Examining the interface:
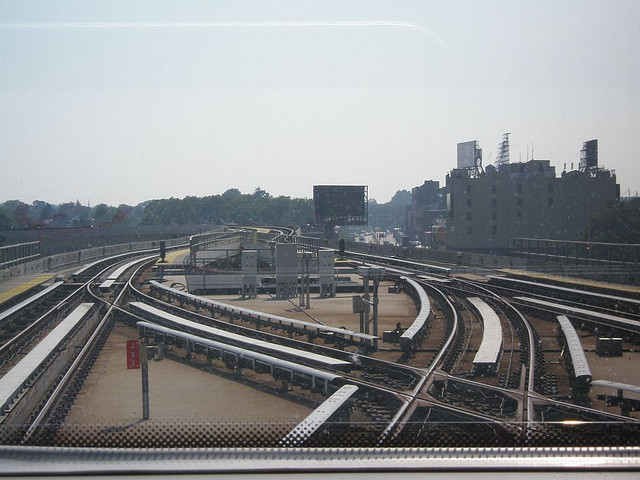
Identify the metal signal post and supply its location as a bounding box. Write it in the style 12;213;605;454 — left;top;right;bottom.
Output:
140;340;150;420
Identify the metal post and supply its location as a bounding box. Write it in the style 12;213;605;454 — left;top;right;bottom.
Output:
299;277;304;307
305;253;311;309
372;277;380;340
270;242;275;285
141;341;150;420
363;273;370;334
544;240;548;263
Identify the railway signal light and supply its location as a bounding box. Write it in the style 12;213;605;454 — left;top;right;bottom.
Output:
159;241;166;262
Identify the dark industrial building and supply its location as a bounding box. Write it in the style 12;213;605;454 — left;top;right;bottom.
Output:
405;139;620;253
405;181;446;245
445;157;619;253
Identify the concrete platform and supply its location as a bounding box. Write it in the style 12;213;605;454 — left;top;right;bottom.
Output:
156;247;190;266
0;273;57;305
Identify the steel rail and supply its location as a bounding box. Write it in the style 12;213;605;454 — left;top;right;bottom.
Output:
21;254;159;443
378;281;459;444
459;279;536;425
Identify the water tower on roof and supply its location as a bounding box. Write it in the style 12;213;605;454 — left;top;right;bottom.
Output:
495;132;511;167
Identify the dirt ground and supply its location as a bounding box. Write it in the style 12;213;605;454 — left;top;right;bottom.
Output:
64;324;314;426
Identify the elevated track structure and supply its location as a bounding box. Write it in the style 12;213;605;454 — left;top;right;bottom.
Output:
0;226;638;449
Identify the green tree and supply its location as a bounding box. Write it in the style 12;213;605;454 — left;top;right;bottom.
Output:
12;202;32;228
139;190;313;226
222;188;242;198
111;204;133;225
367;190;411;230
589;198;640;244
93;203;112;225
252;187;270;199
390;189;411;204
31;200;55;225
0;210;11;230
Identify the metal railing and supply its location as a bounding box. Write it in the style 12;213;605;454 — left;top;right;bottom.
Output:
0;241;40;270
512;237;640;266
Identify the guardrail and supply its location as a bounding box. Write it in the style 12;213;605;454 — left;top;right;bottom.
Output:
512;237;640;266
0;242;40;271
0;235;197;283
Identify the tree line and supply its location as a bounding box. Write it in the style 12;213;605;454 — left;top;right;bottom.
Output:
140;188;314;226
0;199;144;230
588;197;640;244
0;187;411;231
2;189;636;243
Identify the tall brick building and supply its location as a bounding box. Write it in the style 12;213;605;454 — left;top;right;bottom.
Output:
445;159;619;253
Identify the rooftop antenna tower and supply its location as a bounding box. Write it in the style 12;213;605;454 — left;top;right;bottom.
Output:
495;132;511;166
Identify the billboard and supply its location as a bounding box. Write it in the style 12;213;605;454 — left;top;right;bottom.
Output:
580;139;598;171
313;185;368;225
457;141;481;169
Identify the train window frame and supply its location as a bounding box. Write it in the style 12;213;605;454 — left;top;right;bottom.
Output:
1;0;639;476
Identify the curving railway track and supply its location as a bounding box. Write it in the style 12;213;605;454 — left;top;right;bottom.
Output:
1;229;639;448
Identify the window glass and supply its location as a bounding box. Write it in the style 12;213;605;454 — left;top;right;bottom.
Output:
0;0;638;474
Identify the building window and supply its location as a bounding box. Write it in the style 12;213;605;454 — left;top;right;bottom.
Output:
466;226;472;235
517;198;522;207
491;225;497;234
466;185;471;195
516;184;522;194
491;184;497;194
548;197;554;207
492;212;497;221
467;212;472;221
517;211;522;219
467;198;472;207
548;183;554;193
491;198;497;208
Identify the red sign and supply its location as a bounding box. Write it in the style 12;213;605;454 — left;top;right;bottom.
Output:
127;340;140;369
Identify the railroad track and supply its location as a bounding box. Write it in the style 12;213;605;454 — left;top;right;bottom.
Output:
2;230;639;448
0;283;81;369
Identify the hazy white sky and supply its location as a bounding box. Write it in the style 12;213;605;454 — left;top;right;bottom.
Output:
1;0;638;205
